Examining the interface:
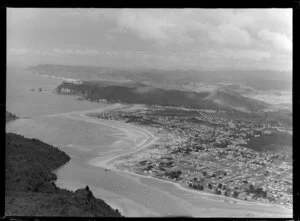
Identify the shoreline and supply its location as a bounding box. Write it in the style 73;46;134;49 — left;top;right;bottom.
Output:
116;165;292;212
10;70;292;217
49;104;291;217
78;109;292;215
81;114;160;170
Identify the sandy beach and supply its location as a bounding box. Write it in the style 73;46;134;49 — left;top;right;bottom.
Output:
54;104;292;217
13;103;291;217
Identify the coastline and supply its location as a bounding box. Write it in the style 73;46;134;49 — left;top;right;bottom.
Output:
73;107;292;216
39;103;291;217
7;103;292;217
9;69;292;217
82;114;160;170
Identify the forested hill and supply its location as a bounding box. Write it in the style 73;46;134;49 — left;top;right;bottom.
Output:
55;81;270;113
5;133;122;217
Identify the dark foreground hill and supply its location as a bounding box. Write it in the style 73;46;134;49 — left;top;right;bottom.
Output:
5;133;122;217
56;81;270;112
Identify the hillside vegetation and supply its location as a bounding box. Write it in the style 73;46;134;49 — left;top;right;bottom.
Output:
56;81;270;112
5;133;122;217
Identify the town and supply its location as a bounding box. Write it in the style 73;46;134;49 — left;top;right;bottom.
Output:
88;104;292;208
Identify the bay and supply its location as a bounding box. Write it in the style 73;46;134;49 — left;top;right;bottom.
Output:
6;67;292;217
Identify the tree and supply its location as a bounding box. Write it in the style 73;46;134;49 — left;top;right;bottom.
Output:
222;185;226;190
262;191;267;198
199;185;204;191
233;191;239;198
218;183;223;189
257;187;263;194
203;171;207;176
214;189;221;195
208;183;212;189
224;191;228;196
249;184;254;193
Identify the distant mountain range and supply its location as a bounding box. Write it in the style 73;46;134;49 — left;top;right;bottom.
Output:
28;64;292;92
56;81;271;113
26;64;292;112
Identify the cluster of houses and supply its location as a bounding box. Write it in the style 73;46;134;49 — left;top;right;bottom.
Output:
93;105;292;208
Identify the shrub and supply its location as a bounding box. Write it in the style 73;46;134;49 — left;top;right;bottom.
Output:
233;191;239;198
208;183;212;189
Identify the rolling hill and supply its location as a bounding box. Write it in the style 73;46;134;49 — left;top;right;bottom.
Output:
203;89;270;112
28;64;292;91
55;81;271;112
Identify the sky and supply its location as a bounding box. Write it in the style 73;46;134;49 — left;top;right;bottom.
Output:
7;8;292;71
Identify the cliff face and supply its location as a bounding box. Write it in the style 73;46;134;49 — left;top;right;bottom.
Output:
5;133;122;217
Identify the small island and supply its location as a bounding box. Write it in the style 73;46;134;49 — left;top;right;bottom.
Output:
6;111;18;122
5;133;122;217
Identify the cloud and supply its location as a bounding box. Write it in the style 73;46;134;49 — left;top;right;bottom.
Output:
113;9;255;47
207;49;270;61
117;10;173;42
257;29;292;52
110;9;291;50
9;48;103;56
52;48;101;55
7;9;292;71
8;48;28;55
211;24;251;46
53;48;74;55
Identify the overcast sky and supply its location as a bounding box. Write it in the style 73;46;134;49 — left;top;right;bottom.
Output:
7;8;292;71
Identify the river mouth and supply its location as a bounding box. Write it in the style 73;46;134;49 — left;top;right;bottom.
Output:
5;69;292;217
6;108;293;217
